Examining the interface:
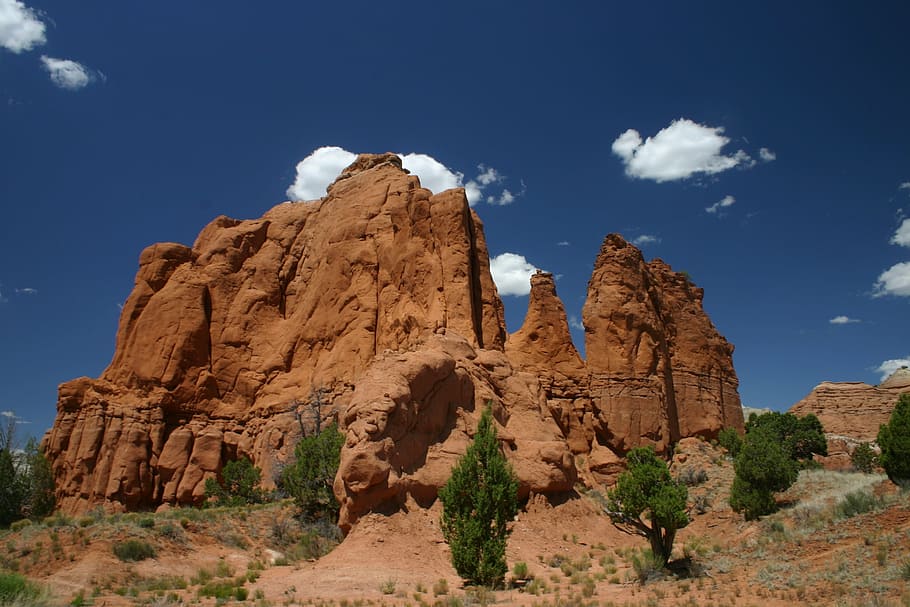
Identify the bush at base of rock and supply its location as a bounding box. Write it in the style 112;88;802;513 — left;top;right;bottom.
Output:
280;422;344;521
204;457;266;507
440;407;519;587
850;442;877;474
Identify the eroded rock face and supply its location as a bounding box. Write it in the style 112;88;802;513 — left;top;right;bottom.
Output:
45;154;742;527
45;153;505;513
789;368;910;464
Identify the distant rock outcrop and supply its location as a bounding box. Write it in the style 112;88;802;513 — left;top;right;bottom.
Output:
789;367;910;451
44;154;742;528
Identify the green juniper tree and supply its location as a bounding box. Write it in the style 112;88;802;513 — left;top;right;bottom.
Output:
605;446;689;565
439;406;519;587
0;416;55;526
729;428;797;519
850;442;876;474
281;421;345;521
878;393;910;486
730;412;825;519
204;457;265;506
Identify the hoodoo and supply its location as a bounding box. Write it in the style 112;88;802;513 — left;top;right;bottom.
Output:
44;154;743;528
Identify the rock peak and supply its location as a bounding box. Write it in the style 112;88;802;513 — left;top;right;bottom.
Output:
44;158;742;526
344;153;403;175
880;366;910;390
506;270;584;377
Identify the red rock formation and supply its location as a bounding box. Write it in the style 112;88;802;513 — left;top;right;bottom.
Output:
789;367;910;466
582;235;743;456
44;154;742;528
45;153;506;513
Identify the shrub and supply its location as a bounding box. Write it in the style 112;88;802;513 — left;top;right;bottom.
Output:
512;561;530;581
605;446;689;565
439;405;519;586
0;571;43;603
630;549;665;584
433;578;449;596
729;428;797;519
677;467;708;486
112;539;157;562
878;393;910;486
280;422;344;521
745;411;827;462
836;489;880;518
717;427;743;458
204;457;265;506
851;442;876;473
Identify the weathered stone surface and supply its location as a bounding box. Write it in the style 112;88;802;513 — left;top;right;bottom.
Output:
45;154;742;525
789;367;910;458
582;235;743;455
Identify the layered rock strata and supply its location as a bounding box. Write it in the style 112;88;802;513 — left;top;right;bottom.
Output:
789;367;910;466
45;153;743;528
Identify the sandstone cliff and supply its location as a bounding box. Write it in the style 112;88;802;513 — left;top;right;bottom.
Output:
789;367;910;466
45;153;742;528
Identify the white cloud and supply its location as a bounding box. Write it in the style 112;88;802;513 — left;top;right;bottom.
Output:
557;241;570;247
400;153;464;196
286;147;519;207
464;181;482;205
829;315;860;325
706;195;736;214
490;252;539;296
475;165;502;186
873;261;910;297
568;315;584;331
890;218;910;247
611;118;752;182
286;146;358;201
759;148;776;162
41;55;95;90
876;357;910;382
632;234;660;247
486;189;515;206
464;164;513;207
0;0;46;53
14;287;36;295
900;182;910;190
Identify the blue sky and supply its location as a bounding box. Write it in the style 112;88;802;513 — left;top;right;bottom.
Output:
2;1;909;438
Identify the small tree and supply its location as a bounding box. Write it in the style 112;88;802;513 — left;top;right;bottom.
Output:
281;422;344;521
717;427;743;458
204;457;265;506
21;438;55;519
729;429;798;519
878;393;910;486
605;446;689;565
850;442;876;474
439;406;519;587
745;411;827;462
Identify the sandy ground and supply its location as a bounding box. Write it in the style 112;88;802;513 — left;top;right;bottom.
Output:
4;438;909;607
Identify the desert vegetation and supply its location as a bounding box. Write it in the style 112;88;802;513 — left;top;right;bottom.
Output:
439;406;519;587
878;393;910;486
603;446;689;564
0;419;55;529
0;435;907;606
729;411;827;519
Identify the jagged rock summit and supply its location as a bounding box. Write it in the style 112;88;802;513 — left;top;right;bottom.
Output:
45;153;743;529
